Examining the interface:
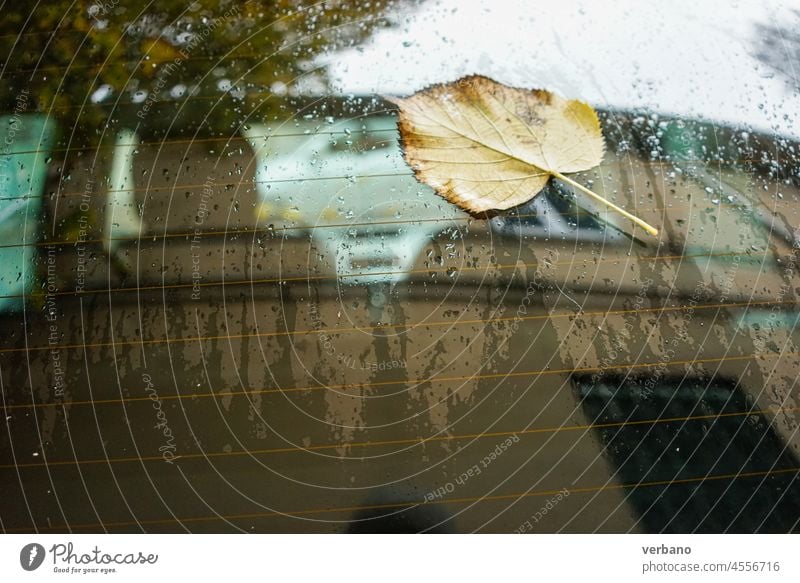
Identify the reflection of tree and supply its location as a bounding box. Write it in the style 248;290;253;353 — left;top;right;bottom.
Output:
0;0;404;140
754;10;800;90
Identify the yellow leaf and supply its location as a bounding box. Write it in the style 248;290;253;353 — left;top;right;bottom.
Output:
387;75;658;237
140;38;183;64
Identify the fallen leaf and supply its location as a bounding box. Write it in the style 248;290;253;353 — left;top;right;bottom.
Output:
387;75;658;236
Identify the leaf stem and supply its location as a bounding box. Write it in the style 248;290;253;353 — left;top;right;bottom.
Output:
552;171;659;237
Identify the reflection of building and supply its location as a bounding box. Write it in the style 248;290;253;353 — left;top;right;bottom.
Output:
241;113;629;287
0;114;55;312
1;100;799;533
243;116;466;285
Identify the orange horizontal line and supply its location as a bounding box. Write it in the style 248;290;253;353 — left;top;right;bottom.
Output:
5;466;797;532
2;347;792;420
0;272;767;354
4;405;795;470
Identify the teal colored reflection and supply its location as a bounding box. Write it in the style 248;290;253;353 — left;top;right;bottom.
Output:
0;112;56;312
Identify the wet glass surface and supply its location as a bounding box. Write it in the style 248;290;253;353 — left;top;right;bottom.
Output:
0;0;799;533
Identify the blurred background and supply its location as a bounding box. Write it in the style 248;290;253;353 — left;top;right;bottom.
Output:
1;0;799;533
